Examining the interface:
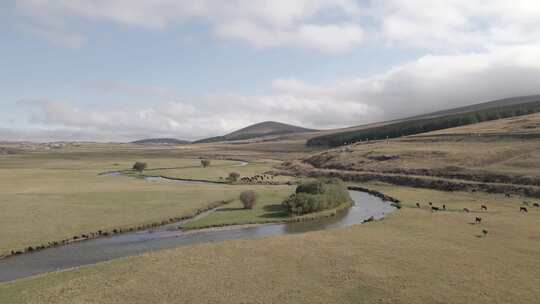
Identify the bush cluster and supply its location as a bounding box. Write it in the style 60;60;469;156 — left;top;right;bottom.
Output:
132;162;147;172
283;178;351;215
227;172;240;183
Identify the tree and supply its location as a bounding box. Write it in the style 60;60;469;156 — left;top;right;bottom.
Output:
240;191;257;209
201;159;211;167
132;162;147;172
227;172;240;183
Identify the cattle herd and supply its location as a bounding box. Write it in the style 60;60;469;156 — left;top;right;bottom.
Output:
239;174;279;185
414;194;538;237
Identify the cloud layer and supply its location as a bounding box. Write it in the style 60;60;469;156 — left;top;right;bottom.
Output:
15;0;364;52
7;1;540;141
15;0;540;51
18;45;540;141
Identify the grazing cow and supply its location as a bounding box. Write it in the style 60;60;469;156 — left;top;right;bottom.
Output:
416;203;421;208
431;206;440;212
533;203;540;207
481;205;488;211
475;217;482;224
482;229;488;236
463;208;470;213
520;207;528;213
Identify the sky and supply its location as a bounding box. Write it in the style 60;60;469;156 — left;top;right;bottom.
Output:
2;0;540;142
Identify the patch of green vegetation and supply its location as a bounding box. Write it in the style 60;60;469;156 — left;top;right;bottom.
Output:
308;99;540;147
183;187;293;229
282;178;352;215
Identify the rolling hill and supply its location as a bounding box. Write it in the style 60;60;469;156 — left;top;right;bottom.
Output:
307;95;540;147
131;138;190;145
194;121;317;143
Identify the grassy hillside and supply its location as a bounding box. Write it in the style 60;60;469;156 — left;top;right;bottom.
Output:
195;121;317;143
131;138;190;145
287;113;540;195
307;96;540;147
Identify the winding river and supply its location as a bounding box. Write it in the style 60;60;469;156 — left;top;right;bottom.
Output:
0;167;397;283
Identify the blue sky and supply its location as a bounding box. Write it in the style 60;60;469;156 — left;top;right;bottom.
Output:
2;1;540;141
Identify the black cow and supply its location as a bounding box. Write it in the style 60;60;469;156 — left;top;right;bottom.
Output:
475;217;482;224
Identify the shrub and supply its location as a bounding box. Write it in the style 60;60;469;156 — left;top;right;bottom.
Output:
282;178;351;215
240;191;257;209
132;162;147;172
227;172;240;183
201;159;211;167
296;180;325;194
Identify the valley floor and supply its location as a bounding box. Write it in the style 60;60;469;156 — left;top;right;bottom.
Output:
1;183;539;304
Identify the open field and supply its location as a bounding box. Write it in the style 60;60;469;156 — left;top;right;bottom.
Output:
0;150;292;256
145;159;293;183
2;183;539;304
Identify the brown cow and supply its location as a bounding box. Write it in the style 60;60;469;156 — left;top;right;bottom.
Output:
481;205;488;211
463;208;470;213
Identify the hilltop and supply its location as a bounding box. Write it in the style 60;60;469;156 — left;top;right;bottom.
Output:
131;138;190;145
194;121;317;143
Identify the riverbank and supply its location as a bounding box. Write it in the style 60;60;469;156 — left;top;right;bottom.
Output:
0;190;396;284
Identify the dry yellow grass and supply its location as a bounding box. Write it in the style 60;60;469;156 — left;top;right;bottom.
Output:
0;152;289;255
1;183;539;304
301;113;540;180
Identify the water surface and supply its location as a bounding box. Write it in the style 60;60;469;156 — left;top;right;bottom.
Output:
0;190;395;283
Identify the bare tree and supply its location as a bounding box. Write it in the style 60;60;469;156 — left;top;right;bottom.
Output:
201;159;211;168
240;191;257;209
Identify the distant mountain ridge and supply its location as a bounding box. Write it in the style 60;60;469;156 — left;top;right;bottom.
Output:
131;138;190;145
194;121;317;143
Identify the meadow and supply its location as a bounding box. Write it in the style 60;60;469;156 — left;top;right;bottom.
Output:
0;150;292;256
1;182;539;304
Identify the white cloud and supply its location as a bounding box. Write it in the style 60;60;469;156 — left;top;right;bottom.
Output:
18;45;540;141
15;1;540;52
15;0;363;52
373;0;540;50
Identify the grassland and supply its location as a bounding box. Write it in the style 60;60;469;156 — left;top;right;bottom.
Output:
183;186;291;229
0;150;292;256
2;113;540;303
1;183;539;304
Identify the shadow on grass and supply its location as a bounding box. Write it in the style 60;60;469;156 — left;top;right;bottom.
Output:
217;207;246;212
263;204;285;212
260;204;288;219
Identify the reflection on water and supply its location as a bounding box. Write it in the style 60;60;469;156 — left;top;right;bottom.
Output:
0;191;396;283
